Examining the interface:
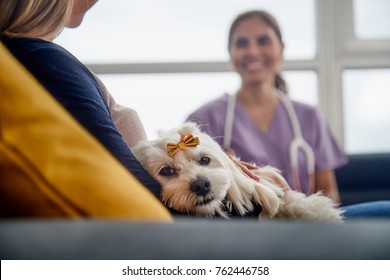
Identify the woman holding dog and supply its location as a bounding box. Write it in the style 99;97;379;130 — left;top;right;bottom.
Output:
2;2;388;218
0;0;161;197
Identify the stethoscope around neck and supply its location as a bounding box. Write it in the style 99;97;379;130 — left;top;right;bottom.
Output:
223;92;315;194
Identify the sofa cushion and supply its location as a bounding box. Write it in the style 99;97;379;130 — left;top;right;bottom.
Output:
0;43;171;221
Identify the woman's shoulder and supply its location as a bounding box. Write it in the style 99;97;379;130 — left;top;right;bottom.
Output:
290;99;317;111
290;99;322;120
186;94;229;134
2;36;98;89
1;36;89;79
197;94;229;111
188;94;228;118
2;37;70;60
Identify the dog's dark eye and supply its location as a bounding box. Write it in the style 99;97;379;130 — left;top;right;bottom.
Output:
199;156;211;166
158;166;175;177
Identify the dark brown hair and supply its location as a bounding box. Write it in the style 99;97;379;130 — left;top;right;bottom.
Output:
228;10;288;94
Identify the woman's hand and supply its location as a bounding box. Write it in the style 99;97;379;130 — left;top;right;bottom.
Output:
224;147;291;192
224;147;260;182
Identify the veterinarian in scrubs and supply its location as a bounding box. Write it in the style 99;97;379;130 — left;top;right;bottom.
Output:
187;10;346;202
186;10;390;218
0;0;161;197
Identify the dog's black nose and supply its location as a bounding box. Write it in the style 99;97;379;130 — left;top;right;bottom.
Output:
190;178;211;196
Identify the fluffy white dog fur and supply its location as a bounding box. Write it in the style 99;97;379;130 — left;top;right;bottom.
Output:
132;122;343;222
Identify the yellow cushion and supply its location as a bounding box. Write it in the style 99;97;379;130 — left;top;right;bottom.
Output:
0;43;172;221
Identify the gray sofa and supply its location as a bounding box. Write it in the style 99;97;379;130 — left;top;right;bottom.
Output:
1;153;390;260
1;219;390;260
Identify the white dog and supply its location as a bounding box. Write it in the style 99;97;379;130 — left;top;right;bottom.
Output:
132;122;343;222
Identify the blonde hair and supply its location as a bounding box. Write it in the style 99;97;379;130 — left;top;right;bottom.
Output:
0;0;74;39
228;10;288;94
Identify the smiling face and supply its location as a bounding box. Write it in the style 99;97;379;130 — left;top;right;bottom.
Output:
229;15;284;87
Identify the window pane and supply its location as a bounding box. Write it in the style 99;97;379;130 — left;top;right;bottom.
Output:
284;71;318;106
55;0;316;63
343;69;390;154
99;71;317;139
354;0;390;39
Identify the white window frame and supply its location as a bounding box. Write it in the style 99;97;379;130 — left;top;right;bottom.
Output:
319;0;390;147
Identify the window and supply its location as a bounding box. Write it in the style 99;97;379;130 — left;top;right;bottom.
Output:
343;69;390;153
98;72;241;135
333;0;390;153
354;0;390;39
98;70;317;137
56;0;316;62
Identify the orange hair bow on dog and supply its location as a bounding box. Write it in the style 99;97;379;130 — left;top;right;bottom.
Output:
167;134;200;157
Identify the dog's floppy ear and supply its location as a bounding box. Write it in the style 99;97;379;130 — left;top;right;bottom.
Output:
178;122;201;136
130;139;150;163
224;157;256;215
